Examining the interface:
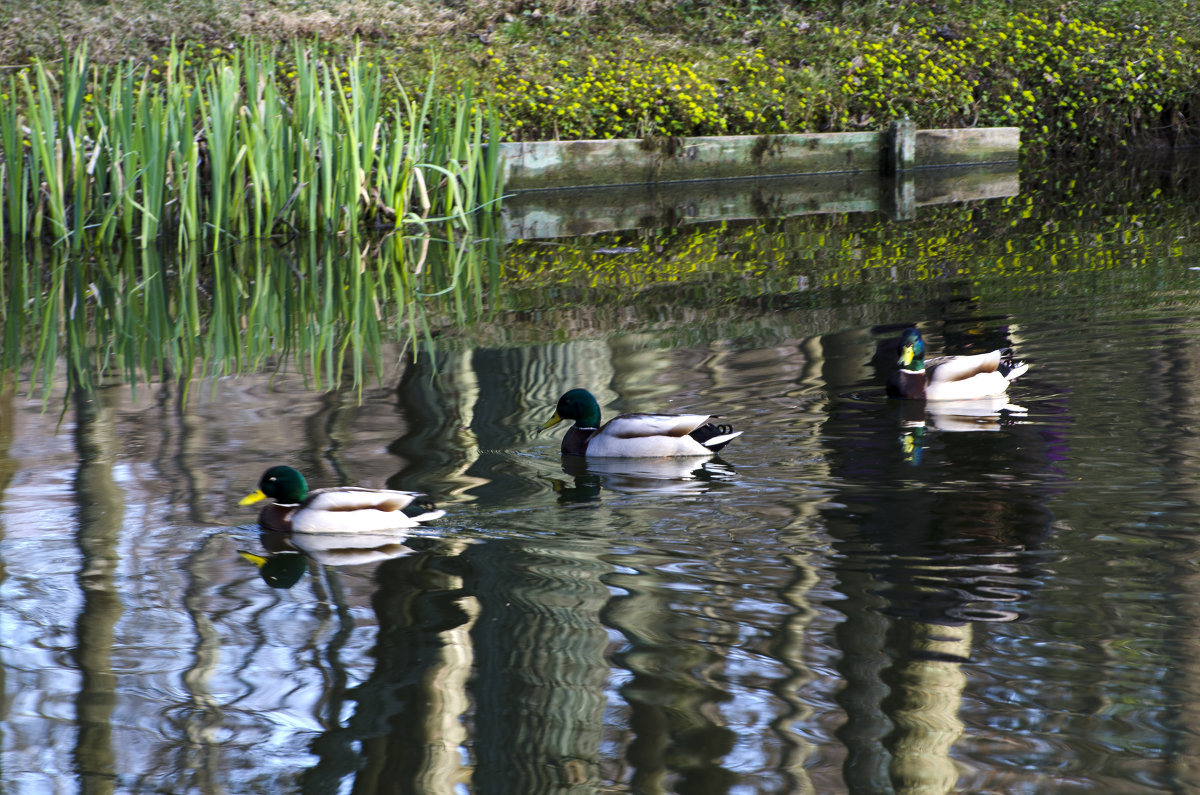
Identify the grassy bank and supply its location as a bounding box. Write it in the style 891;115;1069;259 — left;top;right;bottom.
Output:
3;0;1199;154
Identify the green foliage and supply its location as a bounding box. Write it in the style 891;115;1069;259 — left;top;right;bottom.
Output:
477;11;1199;150
488;45;823;139
6;1;1199;155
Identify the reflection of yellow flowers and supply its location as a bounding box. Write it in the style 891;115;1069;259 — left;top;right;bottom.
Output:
506;172;1184;299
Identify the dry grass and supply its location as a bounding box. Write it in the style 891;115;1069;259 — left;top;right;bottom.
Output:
0;0;640;65
0;0;449;64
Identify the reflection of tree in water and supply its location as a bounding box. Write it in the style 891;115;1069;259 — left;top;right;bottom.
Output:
603;564;740;795
71;385;123;792
297;535;611;795
300;542;479;794
389;345;571;505
264;320;1072;794
289;531;772;794
469;539;610;794
819;324;1067;794
342;341;752;793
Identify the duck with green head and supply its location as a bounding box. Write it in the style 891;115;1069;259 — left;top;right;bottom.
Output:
886;327;1029;401
542;388;742;457
239;465;445;534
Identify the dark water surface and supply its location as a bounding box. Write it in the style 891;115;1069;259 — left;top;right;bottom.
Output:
5;156;1200;793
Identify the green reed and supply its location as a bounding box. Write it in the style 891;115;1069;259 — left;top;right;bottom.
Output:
0;41;502;249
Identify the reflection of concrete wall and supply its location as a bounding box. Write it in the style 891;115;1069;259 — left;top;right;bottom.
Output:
503;164;1019;240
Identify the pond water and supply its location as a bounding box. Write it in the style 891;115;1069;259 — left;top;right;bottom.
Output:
5;154;1200;794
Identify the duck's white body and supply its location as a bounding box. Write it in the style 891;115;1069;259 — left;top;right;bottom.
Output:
271;487;446;534
578;413;742;458
921;351;1029;401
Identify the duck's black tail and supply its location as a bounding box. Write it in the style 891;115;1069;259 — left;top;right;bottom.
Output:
690;422;742;452
998;348;1030;381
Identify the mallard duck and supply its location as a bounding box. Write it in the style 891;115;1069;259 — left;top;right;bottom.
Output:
886;327;1029;401
542;388;742;457
239;465;445;534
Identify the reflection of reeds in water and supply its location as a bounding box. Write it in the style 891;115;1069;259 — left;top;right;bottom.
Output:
1;231;499;396
0;43;501;248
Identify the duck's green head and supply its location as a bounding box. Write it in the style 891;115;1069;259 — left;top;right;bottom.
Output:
898;328;926;372
542;388;603;430
239;465;309;506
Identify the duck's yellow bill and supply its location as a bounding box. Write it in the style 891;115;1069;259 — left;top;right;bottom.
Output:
541;412;564;431
239;489;267;506
898;345;914;366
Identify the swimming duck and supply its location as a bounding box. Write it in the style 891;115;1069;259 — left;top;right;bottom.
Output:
239;465;445;534
886;327;1029;401
542;388;742;457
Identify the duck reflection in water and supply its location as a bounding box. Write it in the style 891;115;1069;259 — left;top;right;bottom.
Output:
816;323;1061;794
239;526;417;588
895;395;1028;466
548;454;736;503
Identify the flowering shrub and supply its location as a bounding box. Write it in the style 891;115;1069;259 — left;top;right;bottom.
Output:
486;44;828;140
9;4;1200;155
473;11;1199;152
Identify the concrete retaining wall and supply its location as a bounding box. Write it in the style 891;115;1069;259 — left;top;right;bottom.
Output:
497;125;1020;192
